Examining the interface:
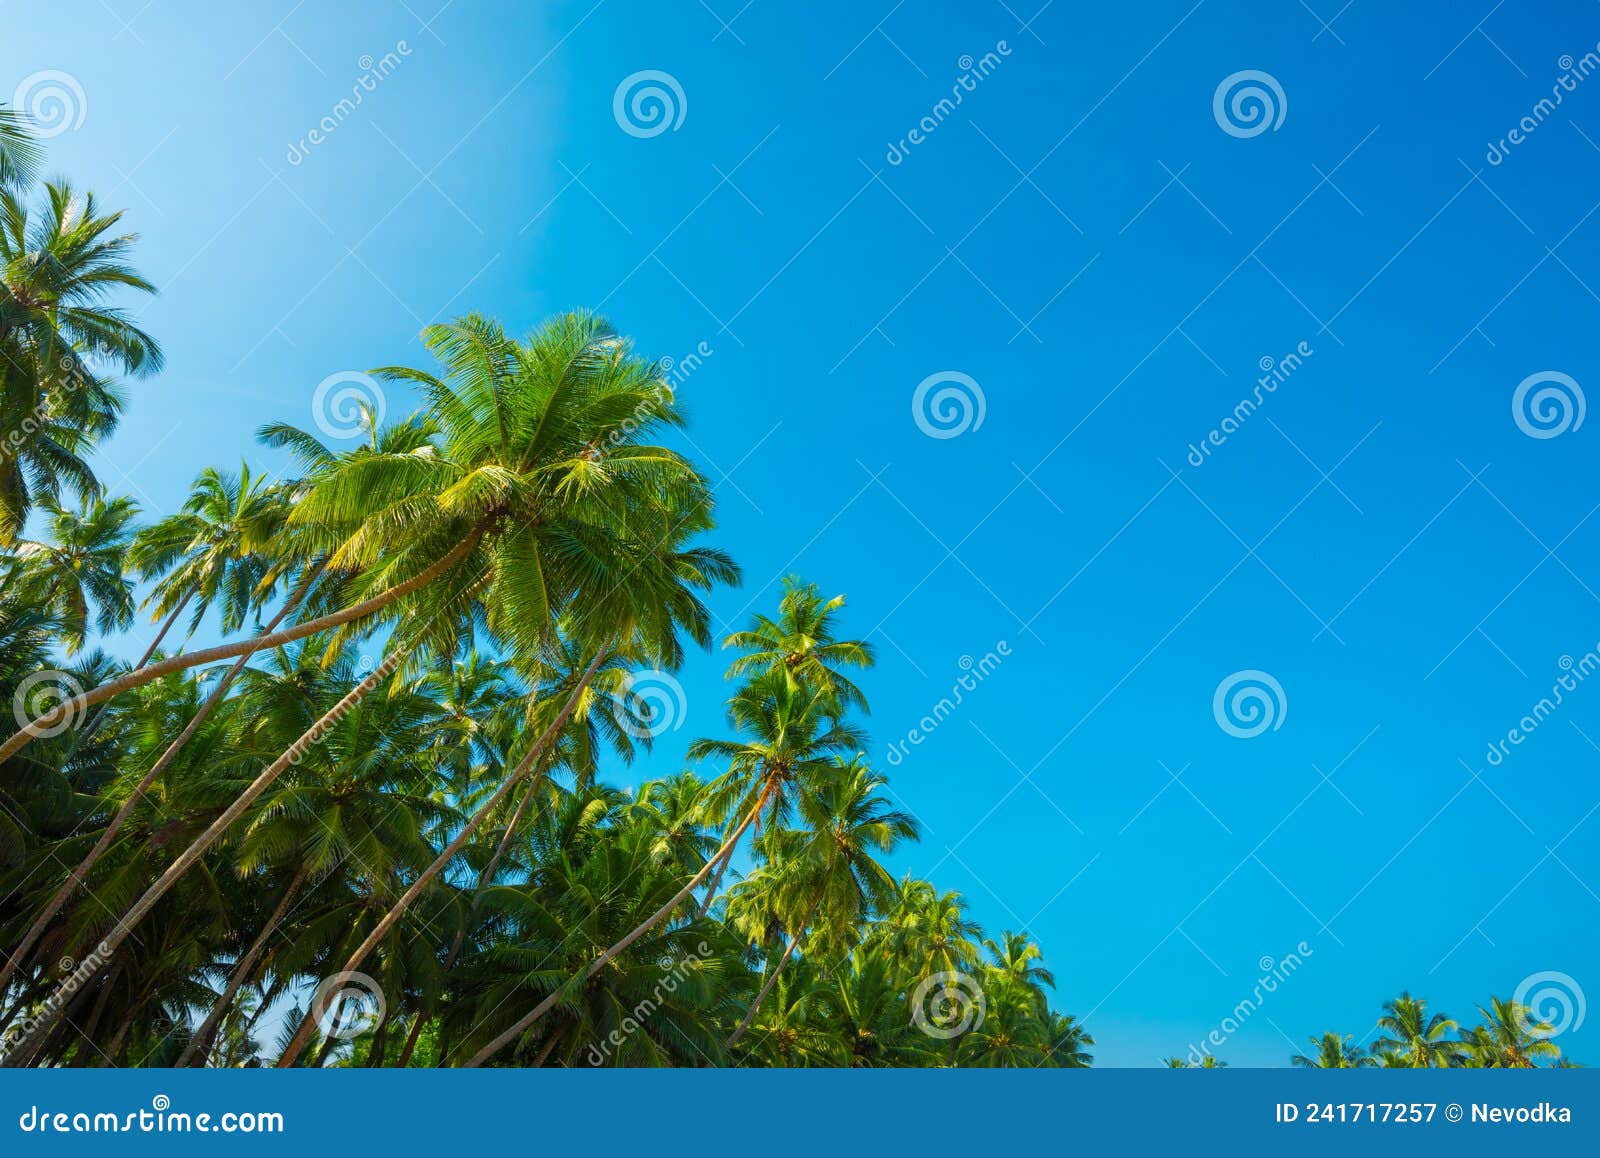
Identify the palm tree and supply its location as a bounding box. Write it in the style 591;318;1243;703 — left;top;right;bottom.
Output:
0;181;161;541
1292;1032;1374;1068
983;931;1056;1011
12;494;139;652
1373;991;1458;1068
728;759;917;1045
1463;996;1562;1068
464;668;863;1065
0;311;724;769
1042;1011;1094;1067
723;576;875;710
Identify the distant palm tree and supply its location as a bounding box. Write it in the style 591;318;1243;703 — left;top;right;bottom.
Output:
14;495;139;651
1043;1012;1094;1067
723;576;875;710
1373;991;1458;1068
1462;997;1561;1068
1292;1032;1374;1068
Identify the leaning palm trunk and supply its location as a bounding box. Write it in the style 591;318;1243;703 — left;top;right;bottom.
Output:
0;534;480;765
399;766;545;1067
463;780;775;1068
275;651;609;1068
0;651;406;1068
727;892;821;1046
177;863;310;1067
0;571;318;1000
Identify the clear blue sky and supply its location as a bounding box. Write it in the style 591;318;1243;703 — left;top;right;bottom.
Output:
10;0;1600;1066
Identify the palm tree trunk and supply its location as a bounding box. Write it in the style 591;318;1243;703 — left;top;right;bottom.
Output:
0;569;320;1000
0;648;405;1068
275;650;609;1068
398;767;544;1069
463;779;775;1068
727;892;820;1046
80;588;193;739
698;854;731;916
0;533;481;765
394;1014;428;1069
177;864;310;1067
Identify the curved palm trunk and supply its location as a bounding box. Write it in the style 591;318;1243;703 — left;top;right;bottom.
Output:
0;650;405;1068
80;589;194;740
698;854;731;917
727;892;821;1047
177;864;309;1067
275;650;609;1068
399;767;544;1069
463;780;775;1068
0;573;318;1000
0;533;480;765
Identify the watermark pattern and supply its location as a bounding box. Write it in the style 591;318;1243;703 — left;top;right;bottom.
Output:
1512;370;1584;439
286;42;413;165
1212;70;1286;138
1487;47;1600;165
884;643;1010;766
1212;670;1287;738
911;370;986;439
909;970;986;1039
312;370;388;440
1186;341;1314;467
12;670;87;739
1513;971;1586;1039
583;941;712;1064
885;41;1012;165
309;971;386;1041
0;942;111;1062
1184;942;1313;1065
613;70;687;138
1483;649;1600;766
615;669;688;740
12;70;86;139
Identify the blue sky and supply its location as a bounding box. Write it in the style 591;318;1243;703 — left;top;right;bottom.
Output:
9;0;1600;1066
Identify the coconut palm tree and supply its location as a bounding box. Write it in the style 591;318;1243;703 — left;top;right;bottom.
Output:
0;181;161;541
728;759;917;1045
12;494;138;652
1042;1011;1094;1067
0;310;730;763
1372;991;1458;1068
723;576;875;710
1461;996;1562;1068
1292;1032;1374;1068
463;668;863;1065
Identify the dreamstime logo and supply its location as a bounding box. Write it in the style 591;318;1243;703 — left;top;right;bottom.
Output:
1186;341;1313;467
1212;670;1286;738
1212;70;1286;138
885;642;1010;766
309;971;386;1040
13;70;87;138
884;41;1012;165
312;370;387;440
13;670;86;739
1185;941;1313;1065
285;41;413;166
617;669;687;740
1512;370;1584;439
613;70;686;138
912;371;986;439
1;940;111;1061
910;970;985;1040
1514;971;1585;1039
